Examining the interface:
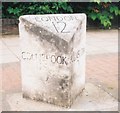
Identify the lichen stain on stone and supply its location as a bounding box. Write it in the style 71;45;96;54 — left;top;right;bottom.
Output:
20;17;69;53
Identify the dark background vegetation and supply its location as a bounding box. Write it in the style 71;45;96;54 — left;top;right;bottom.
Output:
1;2;120;29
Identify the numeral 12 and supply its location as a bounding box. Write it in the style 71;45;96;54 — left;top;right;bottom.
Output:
52;22;70;33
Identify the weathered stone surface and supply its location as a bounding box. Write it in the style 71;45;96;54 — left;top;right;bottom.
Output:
19;14;86;107
4;83;118;111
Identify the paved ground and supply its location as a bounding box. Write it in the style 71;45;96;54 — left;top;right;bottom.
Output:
0;29;118;111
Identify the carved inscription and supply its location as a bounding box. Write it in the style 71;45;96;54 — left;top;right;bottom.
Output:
35;15;80;22
22;48;85;65
52;22;70;33
35;15;81;33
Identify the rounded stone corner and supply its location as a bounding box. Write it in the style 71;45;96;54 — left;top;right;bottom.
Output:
19;15;29;22
82;13;87;19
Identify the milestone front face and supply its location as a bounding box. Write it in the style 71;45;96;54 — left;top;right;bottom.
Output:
19;14;86;108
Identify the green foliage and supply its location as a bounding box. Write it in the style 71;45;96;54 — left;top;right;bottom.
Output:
87;2;119;28
110;5;120;15
2;2;73;18
68;2;119;28
2;2;119;29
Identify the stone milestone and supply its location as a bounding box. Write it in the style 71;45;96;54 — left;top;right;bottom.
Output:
19;14;86;108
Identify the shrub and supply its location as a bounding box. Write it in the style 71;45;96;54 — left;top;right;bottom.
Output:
2;2;73;18
2;1;120;29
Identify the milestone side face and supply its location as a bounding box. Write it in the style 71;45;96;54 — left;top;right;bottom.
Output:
19;14;86;108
